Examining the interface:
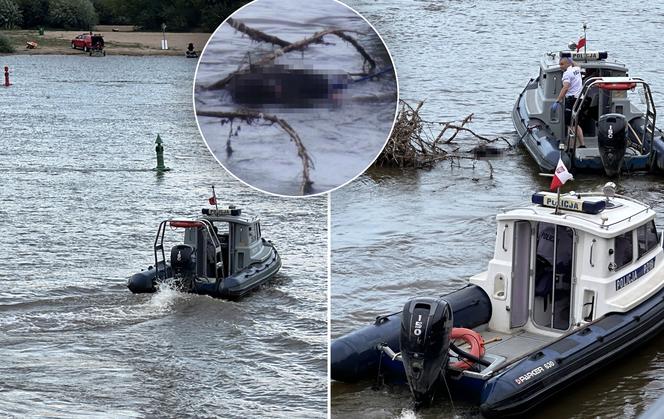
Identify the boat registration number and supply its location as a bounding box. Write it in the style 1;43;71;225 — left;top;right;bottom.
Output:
514;360;556;385
615;257;656;291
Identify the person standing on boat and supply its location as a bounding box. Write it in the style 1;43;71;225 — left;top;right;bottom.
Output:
552;57;586;148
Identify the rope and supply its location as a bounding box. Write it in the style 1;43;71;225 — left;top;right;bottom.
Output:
351;67;393;84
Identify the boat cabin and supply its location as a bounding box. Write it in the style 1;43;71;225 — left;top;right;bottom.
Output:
533;51;633;141
154;205;269;281
470;187;664;338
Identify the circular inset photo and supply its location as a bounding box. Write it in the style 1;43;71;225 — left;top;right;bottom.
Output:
194;0;398;196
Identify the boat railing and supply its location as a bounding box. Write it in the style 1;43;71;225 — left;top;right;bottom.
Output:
502;193;651;230
570;77;655;151
153;219;224;282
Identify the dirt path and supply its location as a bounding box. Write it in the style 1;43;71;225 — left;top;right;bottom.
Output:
1;30;211;56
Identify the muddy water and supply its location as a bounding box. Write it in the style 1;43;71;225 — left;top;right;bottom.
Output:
194;0;397;196
0;55;327;418
331;1;664;417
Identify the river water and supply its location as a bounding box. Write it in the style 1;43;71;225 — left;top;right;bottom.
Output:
0;55;327;418
331;1;664;418
194;0;398;196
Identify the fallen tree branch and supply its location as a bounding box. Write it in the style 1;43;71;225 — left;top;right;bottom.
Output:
374;100;512;171
197;109;314;195
227;18;291;48
208;26;376;91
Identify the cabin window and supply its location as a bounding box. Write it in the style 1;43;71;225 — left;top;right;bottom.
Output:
614;231;633;270
510;221;531;329
248;223;258;243
637;221;659;259
533;223;574;331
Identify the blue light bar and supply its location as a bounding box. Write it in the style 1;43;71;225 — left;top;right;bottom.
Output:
532;192;606;214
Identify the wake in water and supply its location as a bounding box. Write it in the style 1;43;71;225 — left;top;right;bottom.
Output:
147;280;192;313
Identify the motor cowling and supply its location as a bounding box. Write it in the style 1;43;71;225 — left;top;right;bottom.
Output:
597;113;627;177
400;297;453;406
170;244;196;287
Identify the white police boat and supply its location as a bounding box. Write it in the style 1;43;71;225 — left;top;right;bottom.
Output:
331;183;664;417
127;204;281;300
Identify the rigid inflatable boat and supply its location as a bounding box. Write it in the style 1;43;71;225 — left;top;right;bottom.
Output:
128;204;281;300
512;48;664;176
331;184;664;417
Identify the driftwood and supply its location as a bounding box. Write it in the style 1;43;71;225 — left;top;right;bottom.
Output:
374;100;513;177
197;109;314;195
207;19;377;91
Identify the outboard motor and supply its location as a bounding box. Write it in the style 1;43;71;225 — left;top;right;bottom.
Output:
170;244;196;290
399;297;453;406
597;113;627;177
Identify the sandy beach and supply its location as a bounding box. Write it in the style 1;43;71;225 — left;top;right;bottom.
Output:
1;28;211;56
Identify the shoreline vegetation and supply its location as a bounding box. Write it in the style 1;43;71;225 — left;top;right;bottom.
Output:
0;0;248;55
0;27;211;55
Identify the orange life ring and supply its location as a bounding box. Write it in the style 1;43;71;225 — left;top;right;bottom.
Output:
169;220;203;228
449;328;485;370
597;82;636;91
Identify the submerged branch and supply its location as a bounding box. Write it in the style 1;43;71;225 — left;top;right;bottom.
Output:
197;110;314;195
207;24;376;91
227;18;291;48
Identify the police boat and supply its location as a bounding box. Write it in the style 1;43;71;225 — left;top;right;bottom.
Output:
513;48;664;176
331;183;664;417
127;204;281;300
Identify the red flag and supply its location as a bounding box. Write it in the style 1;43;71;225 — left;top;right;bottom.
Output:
576;36;586;52
208;196;217;205
550;158;574;191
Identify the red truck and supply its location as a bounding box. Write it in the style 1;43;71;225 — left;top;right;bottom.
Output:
71;33;104;53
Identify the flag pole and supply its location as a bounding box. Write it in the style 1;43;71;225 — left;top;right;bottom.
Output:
583;22;587;62
555;143;565;215
212;185;219;211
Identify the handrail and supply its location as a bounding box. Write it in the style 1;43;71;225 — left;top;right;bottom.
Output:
152;218;225;282
569;77;654;150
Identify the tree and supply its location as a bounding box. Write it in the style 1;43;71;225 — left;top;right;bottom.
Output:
16;0;48;28
0;0;22;29
47;0;98;30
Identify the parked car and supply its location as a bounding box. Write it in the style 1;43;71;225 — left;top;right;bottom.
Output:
71;33;104;52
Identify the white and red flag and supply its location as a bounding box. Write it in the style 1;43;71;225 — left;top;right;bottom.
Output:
576;35;586;52
550;158;574;191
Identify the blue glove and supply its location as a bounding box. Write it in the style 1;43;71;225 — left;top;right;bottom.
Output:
551;101;560;111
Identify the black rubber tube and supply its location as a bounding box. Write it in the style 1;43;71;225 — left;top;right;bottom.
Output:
449;342;491;367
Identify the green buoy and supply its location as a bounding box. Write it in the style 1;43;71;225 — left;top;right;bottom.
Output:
153;134;171;172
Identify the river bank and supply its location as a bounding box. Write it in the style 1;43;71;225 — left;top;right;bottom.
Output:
0;29;211;56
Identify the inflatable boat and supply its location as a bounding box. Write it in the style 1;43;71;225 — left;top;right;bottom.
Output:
331;184;664;417
127;204;281;300
512;48;664;176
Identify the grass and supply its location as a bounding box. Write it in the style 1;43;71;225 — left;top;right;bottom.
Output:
0;33;15;53
0;30;70;53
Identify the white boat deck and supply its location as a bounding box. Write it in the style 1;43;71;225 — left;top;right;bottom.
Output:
451;329;556;365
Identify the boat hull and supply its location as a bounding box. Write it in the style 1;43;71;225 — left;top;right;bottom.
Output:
332;281;664;416
127;247;281;300
480;280;664;417
331;285;492;383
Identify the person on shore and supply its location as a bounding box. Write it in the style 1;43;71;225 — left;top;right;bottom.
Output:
552;56;586;148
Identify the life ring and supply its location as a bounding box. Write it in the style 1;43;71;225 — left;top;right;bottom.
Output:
449;328;485;370
597;82;636;91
